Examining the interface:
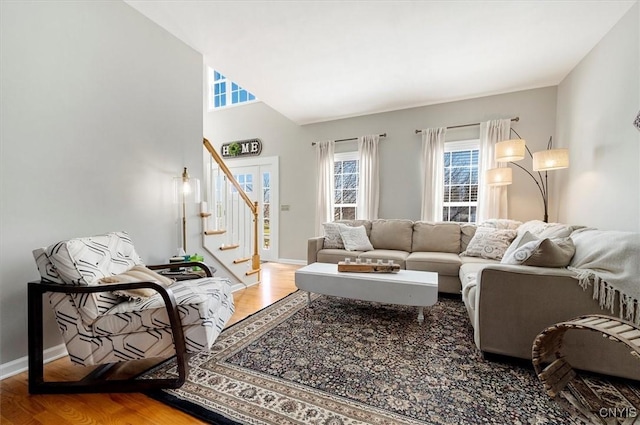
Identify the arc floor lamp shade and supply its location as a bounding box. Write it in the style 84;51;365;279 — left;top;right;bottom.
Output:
486;167;513;186
495;139;526;162
532;148;569;171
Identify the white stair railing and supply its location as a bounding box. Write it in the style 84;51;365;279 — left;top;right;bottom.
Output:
203;138;260;279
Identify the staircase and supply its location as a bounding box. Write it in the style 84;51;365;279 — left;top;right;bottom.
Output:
202;138;260;287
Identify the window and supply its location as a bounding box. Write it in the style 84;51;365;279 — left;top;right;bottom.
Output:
208;68;256;110
233;173;253;193
443;140;479;223
262;172;271;250
334;152;359;220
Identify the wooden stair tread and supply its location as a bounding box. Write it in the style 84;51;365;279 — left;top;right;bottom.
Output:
220;244;240;251
246;268;261;276
234;257;251;264
204;230;227;235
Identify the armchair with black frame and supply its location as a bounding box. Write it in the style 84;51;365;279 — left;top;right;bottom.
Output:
28;231;234;394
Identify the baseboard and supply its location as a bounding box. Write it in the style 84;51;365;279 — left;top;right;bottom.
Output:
277;258;307;265
0;343;68;381
231;280;260;293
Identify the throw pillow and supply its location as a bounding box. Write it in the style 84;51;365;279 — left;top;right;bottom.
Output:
338;225;374;252
99;265;174;300
322;222;346;249
526;237;575;267
502;237;575;267
479;219;522;230
517;220;584;239
501;231;538;263
461;227;517;260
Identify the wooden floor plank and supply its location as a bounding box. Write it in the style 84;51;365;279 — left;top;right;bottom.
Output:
0;262;301;425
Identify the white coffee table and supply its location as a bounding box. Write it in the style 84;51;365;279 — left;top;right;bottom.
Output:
295;262;438;323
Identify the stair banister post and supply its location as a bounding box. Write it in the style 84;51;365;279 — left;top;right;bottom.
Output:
252;201;260;272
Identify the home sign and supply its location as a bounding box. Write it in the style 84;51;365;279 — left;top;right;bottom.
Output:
221;138;263;158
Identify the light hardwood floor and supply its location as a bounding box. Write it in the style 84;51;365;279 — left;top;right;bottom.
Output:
0;262;301;425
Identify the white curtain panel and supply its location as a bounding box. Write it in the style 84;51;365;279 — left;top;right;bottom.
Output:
357;134;380;220
477;119;511;222
420;127;447;222
315;140;335;235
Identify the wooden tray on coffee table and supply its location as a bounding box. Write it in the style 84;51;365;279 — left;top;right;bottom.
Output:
337;261;400;273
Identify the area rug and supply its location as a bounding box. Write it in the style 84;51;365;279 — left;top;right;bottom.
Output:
142;291;638;424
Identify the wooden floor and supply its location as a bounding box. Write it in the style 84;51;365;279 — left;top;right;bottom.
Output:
0;262;301;425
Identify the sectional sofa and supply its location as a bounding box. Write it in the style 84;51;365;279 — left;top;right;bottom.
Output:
307;219;640;381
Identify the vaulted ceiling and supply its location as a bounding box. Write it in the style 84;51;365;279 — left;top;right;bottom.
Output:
126;1;636;125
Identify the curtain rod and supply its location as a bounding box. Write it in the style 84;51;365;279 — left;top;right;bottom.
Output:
414;117;519;134
312;133;386;146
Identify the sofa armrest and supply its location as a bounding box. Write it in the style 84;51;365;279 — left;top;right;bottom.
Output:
474;265;640;380
475;265;585;356
307;237;325;264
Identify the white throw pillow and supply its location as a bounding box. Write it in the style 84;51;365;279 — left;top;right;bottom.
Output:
501;231;538;263
461;227;517;260
322;222;346;249
338;225;374;252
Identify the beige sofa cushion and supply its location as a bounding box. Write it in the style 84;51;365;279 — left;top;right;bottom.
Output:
369;219;413;251
406;252;461;276
359;250;410;269
317;249;362;264
460;224;477;252
412;222;461;253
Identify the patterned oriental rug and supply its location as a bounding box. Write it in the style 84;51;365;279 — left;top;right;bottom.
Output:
142;291;639;424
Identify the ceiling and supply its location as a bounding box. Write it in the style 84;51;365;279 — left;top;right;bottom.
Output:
125;1;636;125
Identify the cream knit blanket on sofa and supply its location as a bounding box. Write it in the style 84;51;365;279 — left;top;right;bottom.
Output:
568;228;640;325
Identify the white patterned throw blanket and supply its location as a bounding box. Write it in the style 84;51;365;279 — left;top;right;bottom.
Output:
568;228;640;325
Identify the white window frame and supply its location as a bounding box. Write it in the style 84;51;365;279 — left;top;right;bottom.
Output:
207;67;258;111
333;151;359;221
443;139;479;223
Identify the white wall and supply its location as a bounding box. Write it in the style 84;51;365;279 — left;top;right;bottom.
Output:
556;2;640;231
1;1;204;367
206;86;558;262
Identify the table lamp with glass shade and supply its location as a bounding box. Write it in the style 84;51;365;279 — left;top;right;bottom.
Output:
486;131;569;223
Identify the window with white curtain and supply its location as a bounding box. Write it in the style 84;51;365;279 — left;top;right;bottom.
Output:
443;139;479;223
333;151;359;220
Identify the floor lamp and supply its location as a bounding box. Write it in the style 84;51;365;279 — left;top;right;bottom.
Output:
486;131;569;223
175;167;200;253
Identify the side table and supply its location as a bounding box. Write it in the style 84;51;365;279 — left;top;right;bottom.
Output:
158;269;209;281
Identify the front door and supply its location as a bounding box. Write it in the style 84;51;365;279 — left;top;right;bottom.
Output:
228;158;278;262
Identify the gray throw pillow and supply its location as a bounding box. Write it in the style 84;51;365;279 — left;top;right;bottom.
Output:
322;222;346;249
502;236;576;268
